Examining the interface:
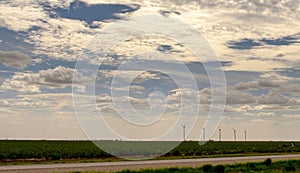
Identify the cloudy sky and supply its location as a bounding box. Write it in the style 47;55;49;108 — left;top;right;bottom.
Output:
0;0;299;141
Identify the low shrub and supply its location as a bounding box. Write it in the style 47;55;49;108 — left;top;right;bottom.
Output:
213;165;225;173
284;165;296;172
264;158;272;166
202;164;212;172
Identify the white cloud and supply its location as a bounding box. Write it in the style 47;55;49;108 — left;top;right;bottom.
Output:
28;18;95;61
102;70;161;84
1;75;40;93
0;1;97;61
0;3;47;31
1;66;93;93
113;36;198;63
161;0;300;73
282;114;300;119
225;104;253;113
112;85;145;91
257;112;275;117
232;79;281;91
271;85;300;96
199;87;256;105
0;93;82;115
257;93;298;105
226;91;256;105
14;93;80;113
260;72;294;82
0;99;10;107
0;51;31;69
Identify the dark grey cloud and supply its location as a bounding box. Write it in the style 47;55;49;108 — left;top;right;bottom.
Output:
159;10;181;16
227;33;300;50
0;51;31;69
157;45;173;53
260;33;300;46
227;39;261;50
156;44;183;53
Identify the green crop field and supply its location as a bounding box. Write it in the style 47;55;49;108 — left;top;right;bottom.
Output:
0;140;299;163
168;141;300;156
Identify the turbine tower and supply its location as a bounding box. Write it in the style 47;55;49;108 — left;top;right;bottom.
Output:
232;128;237;142
219;128;222;142
182;125;186;141
244;130;247;142
203;127;206;141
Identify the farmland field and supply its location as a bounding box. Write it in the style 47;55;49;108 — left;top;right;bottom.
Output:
0;140;299;163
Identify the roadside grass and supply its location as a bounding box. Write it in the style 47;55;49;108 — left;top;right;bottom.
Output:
66;159;300;173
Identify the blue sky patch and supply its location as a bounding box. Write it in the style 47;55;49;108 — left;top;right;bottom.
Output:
277;68;300;78
25;58;76;72
225;71;261;85
0;27;33;52
43;1;139;27
250;88;269;96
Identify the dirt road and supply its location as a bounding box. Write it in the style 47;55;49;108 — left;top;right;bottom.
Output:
1;154;300;173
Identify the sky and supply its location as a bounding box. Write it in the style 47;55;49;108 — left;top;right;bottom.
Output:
0;0;300;141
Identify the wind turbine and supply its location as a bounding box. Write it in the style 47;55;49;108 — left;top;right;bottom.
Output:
244;130;247;142
219;128;222;142
232;128;237;142
182;125;186;141
203;127;206;141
